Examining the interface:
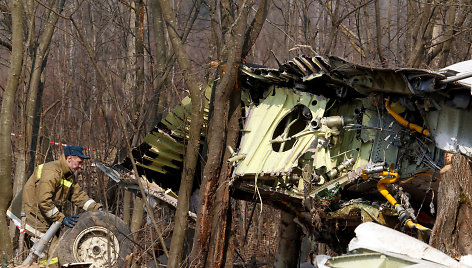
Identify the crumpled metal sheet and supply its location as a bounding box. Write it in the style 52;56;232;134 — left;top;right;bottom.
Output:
241;55;451;97
427;103;472;157
348;222;458;266
117;86;212;192
441;60;472;88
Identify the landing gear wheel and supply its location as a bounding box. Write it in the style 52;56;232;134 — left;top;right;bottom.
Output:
57;211;132;267
73;226;120;266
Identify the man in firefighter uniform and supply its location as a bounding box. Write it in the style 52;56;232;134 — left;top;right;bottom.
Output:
8;145;102;266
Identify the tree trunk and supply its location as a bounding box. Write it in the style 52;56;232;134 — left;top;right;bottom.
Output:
132;0;147;146
437;2;469;67
129;0;146;237
0;0;23;256
274;211;301;268
374;0;386;66
406;1;435;68
190;1;269;265
430;153;472;258
323;0;341;55
190;10;248;268
130;196;145;241
12;0;65;200
436;5;454;67
206;89;242;267
157;0;205;266
120;1;136;221
9;0;35;239
241;0;270;59
149;0;168;128
123;190;132;225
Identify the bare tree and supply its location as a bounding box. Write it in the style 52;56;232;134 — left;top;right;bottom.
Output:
157;0;206;265
0;0;23;257
149;0;169;127
430;154;472;257
190;0;251;264
200;1;271;266
12;0;65;201
129;0;147;241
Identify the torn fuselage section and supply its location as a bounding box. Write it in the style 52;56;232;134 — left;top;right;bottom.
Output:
231;55;472;238
231;86;440;226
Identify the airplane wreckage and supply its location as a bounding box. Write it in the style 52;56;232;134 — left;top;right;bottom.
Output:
96;55;472;266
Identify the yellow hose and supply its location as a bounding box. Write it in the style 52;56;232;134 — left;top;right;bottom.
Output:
384;99;430;137
377;171;400;208
374;170;431;232
405;219;431;232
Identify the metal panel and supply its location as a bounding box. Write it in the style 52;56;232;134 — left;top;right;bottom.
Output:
233;87;327;176
427;103;472;157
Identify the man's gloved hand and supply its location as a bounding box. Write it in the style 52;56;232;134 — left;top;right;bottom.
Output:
62;215;79;228
100;208;113;213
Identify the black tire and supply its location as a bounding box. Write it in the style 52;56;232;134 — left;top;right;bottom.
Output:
56;211;132;267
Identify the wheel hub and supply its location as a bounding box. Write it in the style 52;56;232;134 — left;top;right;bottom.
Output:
73;226;120;267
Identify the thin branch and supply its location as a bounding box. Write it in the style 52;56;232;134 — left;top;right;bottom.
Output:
337;0;374;25
34;0;68;20
424;28;467;49
41;100;60;117
118;0;136;12
252;6;296;44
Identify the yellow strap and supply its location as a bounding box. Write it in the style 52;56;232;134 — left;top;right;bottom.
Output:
39;257;58;265
60;179;73;188
37;164;44;179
